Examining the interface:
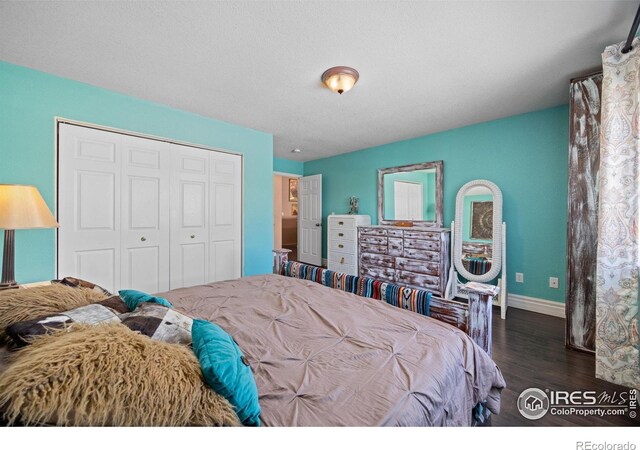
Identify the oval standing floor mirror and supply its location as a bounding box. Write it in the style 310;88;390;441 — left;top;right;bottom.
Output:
446;179;507;319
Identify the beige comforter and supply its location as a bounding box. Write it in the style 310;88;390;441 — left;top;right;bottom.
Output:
160;274;505;426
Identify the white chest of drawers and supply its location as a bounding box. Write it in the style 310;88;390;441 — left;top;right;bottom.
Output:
327;214;371;275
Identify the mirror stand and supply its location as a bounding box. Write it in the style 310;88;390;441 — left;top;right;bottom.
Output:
445;221;508;319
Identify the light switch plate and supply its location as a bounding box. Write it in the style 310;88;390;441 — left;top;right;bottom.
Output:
516;272;524;283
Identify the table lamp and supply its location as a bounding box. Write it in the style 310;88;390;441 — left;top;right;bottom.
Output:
0;185;58;290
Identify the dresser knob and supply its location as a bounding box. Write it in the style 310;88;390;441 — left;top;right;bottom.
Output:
338;221;344;225
338;244;344;249
338;233;344;237
340;257;345;264
140;237;146;242
190;235;195;239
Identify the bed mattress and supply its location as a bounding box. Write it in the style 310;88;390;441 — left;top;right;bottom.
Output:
160;274;505;426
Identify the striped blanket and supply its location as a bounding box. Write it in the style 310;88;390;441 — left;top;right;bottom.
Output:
282;261;431;317
463;257;492;275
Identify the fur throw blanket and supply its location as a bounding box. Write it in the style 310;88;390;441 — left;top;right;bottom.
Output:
0;323;240;426
0;284;107;340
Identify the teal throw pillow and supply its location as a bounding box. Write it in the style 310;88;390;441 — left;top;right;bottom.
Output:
191;319;260;426
118;289;173;310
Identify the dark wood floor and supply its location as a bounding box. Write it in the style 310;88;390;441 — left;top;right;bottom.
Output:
491;307;639;426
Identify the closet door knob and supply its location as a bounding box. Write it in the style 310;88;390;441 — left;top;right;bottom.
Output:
190;234;195;239
140;237;146;242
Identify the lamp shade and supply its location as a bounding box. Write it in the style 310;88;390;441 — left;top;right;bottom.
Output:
0;185;58;230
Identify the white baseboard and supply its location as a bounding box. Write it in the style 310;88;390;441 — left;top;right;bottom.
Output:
507;293;565;318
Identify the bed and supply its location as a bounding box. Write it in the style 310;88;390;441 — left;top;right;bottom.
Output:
0;268;505;426
157;273;505;426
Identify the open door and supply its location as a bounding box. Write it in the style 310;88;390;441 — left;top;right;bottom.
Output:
298;174;322;266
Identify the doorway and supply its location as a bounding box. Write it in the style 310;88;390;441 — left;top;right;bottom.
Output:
274;174;299;261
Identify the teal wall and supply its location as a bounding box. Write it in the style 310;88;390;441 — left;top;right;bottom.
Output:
382;171;436;221
463;194;494;243
0;61;274;283
274;157;303;175
304;105;569;302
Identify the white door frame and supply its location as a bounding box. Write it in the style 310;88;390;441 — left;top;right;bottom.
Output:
54;117;244;279
273;171;301;178
273;172;301;251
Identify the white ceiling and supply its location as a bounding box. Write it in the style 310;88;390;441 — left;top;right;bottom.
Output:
0;1;636;162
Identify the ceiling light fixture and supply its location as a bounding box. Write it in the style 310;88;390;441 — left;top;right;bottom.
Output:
321;66;359;95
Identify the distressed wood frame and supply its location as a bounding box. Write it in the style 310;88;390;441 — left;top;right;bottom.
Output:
272;248;292;274
566;71;602;353
377;160;444;228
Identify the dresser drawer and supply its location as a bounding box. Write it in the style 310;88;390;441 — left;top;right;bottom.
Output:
397;271;440;291
395;257;439;276
387;229;404;238
388;237;403;256
360;252;395;269
359;227;388;237
329;252;357;275
359;243;388;254
336;264;357;276
403;248;441;262
329;216;355;229
403;230;440;241
329;239;356;254
329;251;356;267
403;238;440;251
359;235;388;246
329;228;356;242
360;265;396;283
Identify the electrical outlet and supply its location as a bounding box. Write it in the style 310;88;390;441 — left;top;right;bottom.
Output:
549;277;559;289
515;272;524;283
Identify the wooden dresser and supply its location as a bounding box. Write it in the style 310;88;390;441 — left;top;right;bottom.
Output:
358;226;450;297
327;214;371;275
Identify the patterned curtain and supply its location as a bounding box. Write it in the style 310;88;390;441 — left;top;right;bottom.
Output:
596;38;640;389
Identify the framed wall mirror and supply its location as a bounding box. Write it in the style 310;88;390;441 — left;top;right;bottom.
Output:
378;160;443;228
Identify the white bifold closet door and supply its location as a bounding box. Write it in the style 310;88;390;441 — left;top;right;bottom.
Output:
58;124;127;293
170;145;210;289
208;152;242;283
58;123;241;293
169;145;242;289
